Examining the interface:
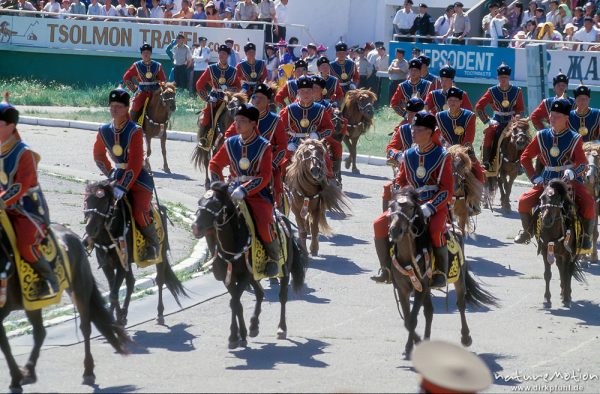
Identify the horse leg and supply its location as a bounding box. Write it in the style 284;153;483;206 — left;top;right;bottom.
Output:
160;132;171;174
309;208;320;257
248;278;263;338
343;135;352;170
277;271;290;339
455;275;473;347
156;263;165;325
423;291;433;341
111;266;127;326
120;268;136;326
351;136;360;174
77;298;96;386
101;264;118;320
203;154;211;191
145;134;152;158
227;280;243;349
405;286;424;357
20;310;45;385
0;315;24;393
557;259;571;308
294;206;308;252
543;254;552;308
396;284;413;358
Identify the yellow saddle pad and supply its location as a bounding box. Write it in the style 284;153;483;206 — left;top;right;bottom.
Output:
0;211;71;311
535;209;590;256
431;230;464;285
238;201;287;280
123;199;166;268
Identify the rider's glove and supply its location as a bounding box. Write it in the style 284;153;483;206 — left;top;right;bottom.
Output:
388;150;403;162
488;119;499;127
113;185;126;200
309;132;320;140
532;176;544;186
231;186;246;202
287;142;297;152
564;169;576;181
420;204;433;219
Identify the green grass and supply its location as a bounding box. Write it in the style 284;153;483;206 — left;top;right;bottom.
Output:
5;77;489;157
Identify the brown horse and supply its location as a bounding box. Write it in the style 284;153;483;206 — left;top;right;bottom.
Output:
342;89;377;174
583;141;600;262
447;145;483;235
191;92;248;189
139;83;177;174
496;118;531;211
285;139;350;256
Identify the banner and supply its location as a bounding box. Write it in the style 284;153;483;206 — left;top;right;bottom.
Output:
548;50;599;86
0;15;264;61
389;41;516;80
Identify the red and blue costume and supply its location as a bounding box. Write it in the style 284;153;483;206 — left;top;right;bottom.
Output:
422;73;441;91
382;120;413;207
123;60;167;116
195;62;242;127
531;96;576;131
236;59;267;96
425;88;473;115
322;75;345;106
94;120;155;228
209;132;275;243
274;79;299;107
390;79;432;117
329;59;359;94
568;107;600;142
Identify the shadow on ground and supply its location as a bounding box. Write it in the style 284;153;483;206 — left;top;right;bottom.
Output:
227;338;329;370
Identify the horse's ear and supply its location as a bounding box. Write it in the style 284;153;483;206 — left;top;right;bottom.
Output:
160;81;165;87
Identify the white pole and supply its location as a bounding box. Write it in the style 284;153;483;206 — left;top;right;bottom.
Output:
525;44;547;115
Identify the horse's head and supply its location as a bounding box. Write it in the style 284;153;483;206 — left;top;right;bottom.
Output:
583;141;600;185
192;181;234;239
509;118;531;151
83;180;114;239
347;89;377;120
388;187;424;243
540;179;572;229
225;92;248;116
447;145;472;196
159;82;177;112
292;139;328;183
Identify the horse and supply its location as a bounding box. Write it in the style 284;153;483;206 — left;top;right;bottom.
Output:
342;89;377;175
0;224;130;393
387;187;498;357
446;145;484;235
535;179;586;308
583;141;600;262
191;181;308;349
496;118;531;211
83;180;187;326
285;139;350;256
191;92;248;189
139;83;177;174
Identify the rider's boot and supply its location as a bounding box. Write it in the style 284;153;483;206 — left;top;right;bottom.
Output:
514;212;533;244
481;145;492;171
30;256;60;299
129;109;143;125
371;238;391;283
581;218;596;251
431;246;448;288
263;241;280;277
139;222;160;261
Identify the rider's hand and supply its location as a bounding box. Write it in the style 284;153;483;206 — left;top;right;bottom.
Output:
231;186;246;202
564;169;576;181
349;83;356;90
532;176;544;186
113;186;125;200
488;119;499;127
420;204;433;219
287;142;297;152
309;132;319;140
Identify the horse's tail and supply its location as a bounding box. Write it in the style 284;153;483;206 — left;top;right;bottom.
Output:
571;258;586;283
282;216;307;294
464;263;500;308
161;259;188;307
318;182;351;235
67;233;130;354
191;144;209;171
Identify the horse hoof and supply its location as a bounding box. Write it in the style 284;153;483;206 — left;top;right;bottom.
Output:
9;385;23;394
156;316;165;325
228;340;239;349
310;250;318;257
276;329;287;340
82;373;96;386
163;167;171;174
352;168;360;174
462;335;473;347
239;339;248;348
563;300;571;308
19;375;36;386
344;159;351;169
543;300;552;309
249;328;259;338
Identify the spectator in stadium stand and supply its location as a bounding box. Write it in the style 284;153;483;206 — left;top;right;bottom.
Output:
300;46;308;60
100;0;118;20
410;3;435;43
366;41;381;64
393;0;418;41
58;0;70;19
225;38;241;67
355;48;374;89
388;48;408;100
222;7;234;28
522;0;537;26
373;45;389;100
277;40;290;64
192;36;211;88
556;4;572;32
87;0;102;19
274;0;289;43
127;5;137;18
572;6;585;28
172;34;193;92
442;2;471;44
173;0;193;24
434;5;454;42
546;0;560;26
534;7;546;23
317;44;327;57
573;16;600;49
115;0;127;18
535;22;564;48
507;2;524;37
67;0;85;17
235;0;259;29
258;0;276;45
482;3;499;43
191;2;206;26
137;0;150;19
17;0;36;13
265;44;279;82
584;1;595;17
42;0;60;16
561;22;577;48
205;2;222;27
489;7;508;47
149;0;164;22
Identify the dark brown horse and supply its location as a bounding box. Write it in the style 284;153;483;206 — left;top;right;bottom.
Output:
535;179;585;308
285;139;350;256
139;83;177;174
387;187;498;357
191;92;248;189
192;182;307;348
497;118;531;211
0;224;130;393
83;180;187;326
342;89;377;174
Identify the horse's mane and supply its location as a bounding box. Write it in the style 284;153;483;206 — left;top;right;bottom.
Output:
344;88;377;129
85;179;112;194
506;117;530;135
583;141;600;155
446;145;472;171
225;91;248;104
162;82;177;93
547;179;574;209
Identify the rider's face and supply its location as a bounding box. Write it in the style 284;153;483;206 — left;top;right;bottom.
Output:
411;125;432;146
549;111;568;130
0;121;15;142
440;77;453;90
298;87;313;103
250;93;268;112
234;115;256;137
409;67;420;80
218;51;228;64
447;96;461;111
110;102;129;121
141;50;151;62
554;82;567;96
575;95;590;109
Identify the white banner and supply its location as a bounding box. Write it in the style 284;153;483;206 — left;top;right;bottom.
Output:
548;49;600;86
0;15;264;61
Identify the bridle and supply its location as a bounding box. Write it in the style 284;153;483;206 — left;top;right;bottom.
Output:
388;201;425;239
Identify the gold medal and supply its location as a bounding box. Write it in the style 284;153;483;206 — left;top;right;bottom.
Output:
239;157;250;170
502;99;510;108
416;166;426;178
550;146;560;157
443;104;449;111
322;88;327;95
579;127;588;136
112;144;123;156
250;71;257;79
300;118;310;128
218;77;226;84
454;126;465;135
341;72;348;80
0;171;7;184
145;71;153;79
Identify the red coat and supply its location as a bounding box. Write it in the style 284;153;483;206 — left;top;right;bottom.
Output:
424;90;473;115
274;81;296;107
122;60;166;93
195;63;242;102
475;85;525;124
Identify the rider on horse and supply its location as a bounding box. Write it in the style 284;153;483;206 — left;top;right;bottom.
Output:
279;76;336;180
514;98;595;249
475;63;525;171
317;56;344;107
390;58;433;118
418;55;441;91
123;43;167;125
435;87;485;184
530;71;575;131
224;84;287;209
569;84;600;142
236;42;267;97
0;99;58;299
93;89;159;261
208;103;279;277
195;44;242;129
274;59;307;107
329;42;359;94
372;112;453;287
424;65;472;115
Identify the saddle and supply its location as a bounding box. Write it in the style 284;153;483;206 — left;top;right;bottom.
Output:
433;225;464;285
483;124;511;177
120;198;166;268
533;204;589;257
238;201;288;280
0;211;71;310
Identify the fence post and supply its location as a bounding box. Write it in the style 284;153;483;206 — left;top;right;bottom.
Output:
525;43;548;114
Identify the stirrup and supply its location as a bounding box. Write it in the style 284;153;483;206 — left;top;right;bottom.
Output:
514;230;531;244
430;271;447;289
405;266;423;292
